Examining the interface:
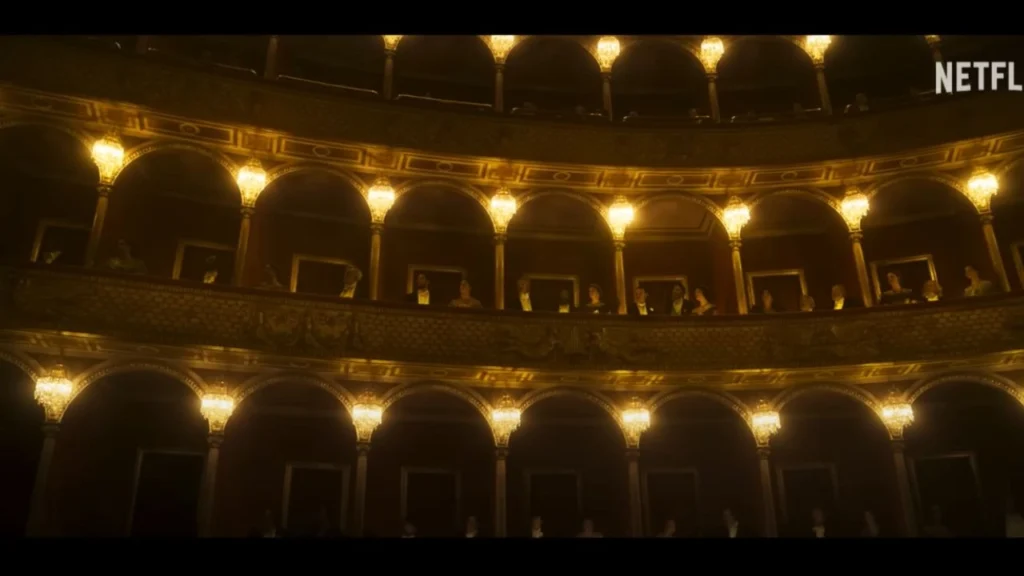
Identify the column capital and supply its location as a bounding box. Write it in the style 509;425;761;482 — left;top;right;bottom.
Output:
625;448;640;462
614;240;626;250
814;62;826;72
756;446;771;459
494;233;507;244
729;238;742;250
890;438;906;452
41;422;60;437
705;72;718;81
495;447;509;460
357;441;372;454
385;48;396;58
601;71;612;81
849;230;863;242
494;62;505;72
370;222;384;233
97;184;112;197
240;206;255;217
979;212;995;224
207;434;224;448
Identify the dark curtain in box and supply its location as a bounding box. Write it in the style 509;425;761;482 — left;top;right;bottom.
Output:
287;467;345;537
296;260;349;297
528;472;579;537
645;471;699;536
40;226;89;267
779;466;837;537
405;472;459;537
915;456;985;537
130;453;204;537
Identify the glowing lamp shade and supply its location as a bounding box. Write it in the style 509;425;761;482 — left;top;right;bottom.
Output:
751;401;781;446
34;365;74;423
722;197;751;238
880;394;914;437
699;36;725;73
804;35;832;65
840;189;870;229
925;35;941;45
91;133;125;185
200;392;235;434
236;158;267;208
366;176;397;224
490;395;522;445
489;35;516;63
596;36;621;71
607;196;635;240
966;169;999;211
621;397;651;446
352;397;384;442
382;35;403;51
489;187;518;233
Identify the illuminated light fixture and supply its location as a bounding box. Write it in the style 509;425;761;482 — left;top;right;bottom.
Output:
880;391;914;438
489;35;516;63
352;394;384;443
366;175;397;224
966;168;999;212
34;364;74;423
722;196;751;239
621;397;651;447
596;36;621;72
490;394;522;446
200;390;235;434
382;35;403;51
236;158;268;208
803;35;832;65
840;188;870;230
924;35;941;46
489;186;518;233
751;400;781;447
606;196;635;241
91;132;125;185
699;36;725;74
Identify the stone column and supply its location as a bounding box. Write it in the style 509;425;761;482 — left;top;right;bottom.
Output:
353;442;370;536
980;214;1011;293
232;207;253;287
196;434;223;537
815;64;832;115
494;64;505;113
84;185;111;268
494;234;506;310
626;449;643;536
927;37;943;63
383;51;396;100
614;241;627;315
757;447;778;537
730;239;748;315
890;439;918;536
494;447;508;537
263;35;280;80
369;224;383;300
26;423;60;537
601;73;614;120
850;231;874;307
707;73;721;122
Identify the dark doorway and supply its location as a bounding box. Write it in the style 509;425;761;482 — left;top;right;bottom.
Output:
129;451;204;537
643;468;699;537
527;470;580;537
777;463;839;537
402;468;460;537
283;463;349;537
913;453;985;537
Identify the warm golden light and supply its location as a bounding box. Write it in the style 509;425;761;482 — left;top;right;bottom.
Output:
91;133;125;185
382;35;403;51
621;397;651;447
722;196;751;239
235;158;267;208
925;35;941;46
489;186;518;233
490;394;522;446
34;365;73;423
966;169;999;211
804;35;832;65
200;391;235;434
699;36;725;74
751;400;781;447
489;35;516;63
366;175;397;224
596;36;621;72
352;394;384;443
880;392;914;438
840;188;870;230
606;196;635;240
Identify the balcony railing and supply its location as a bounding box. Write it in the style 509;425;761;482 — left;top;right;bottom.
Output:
3;265;1023;373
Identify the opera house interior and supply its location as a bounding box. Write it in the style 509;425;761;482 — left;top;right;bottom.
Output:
3;34;1024;539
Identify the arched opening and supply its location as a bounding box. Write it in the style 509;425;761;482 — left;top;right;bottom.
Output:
742;193;852;312
825;35;934;110
643;395;759;537
772;390;898;537
717;37;818;119
215;382;355;537
506;193;614;312
393;36;494;105
611;39;708;119
625;195;734;314
366;388;493;537
0;125;96;266
905;380;1024;537
993;162;1024;292
48;371;208;536
504;37;604;115
0;360;43;536
507;394;627;537
382;186;493;306
862;179;989;302
145;35;268;76
247;170;370;295
102;150;241;283
277;35;383;93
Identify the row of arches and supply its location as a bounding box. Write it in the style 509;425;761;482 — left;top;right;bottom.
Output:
4;357;1024;537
